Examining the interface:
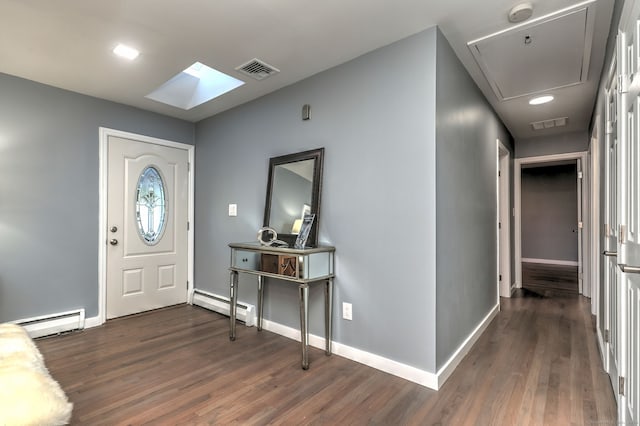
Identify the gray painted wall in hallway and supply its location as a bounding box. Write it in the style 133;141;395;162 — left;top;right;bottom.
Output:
0;73;194;322
434;30;513;369
515;131;588;158
195;28;439;371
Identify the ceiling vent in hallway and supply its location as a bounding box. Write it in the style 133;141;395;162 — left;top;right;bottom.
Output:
235;58;280;81
530;116;568;130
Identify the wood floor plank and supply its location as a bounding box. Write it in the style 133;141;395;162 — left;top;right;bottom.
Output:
34;296;616;425
522;262;579;297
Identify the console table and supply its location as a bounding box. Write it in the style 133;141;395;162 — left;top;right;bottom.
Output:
228;242;335;369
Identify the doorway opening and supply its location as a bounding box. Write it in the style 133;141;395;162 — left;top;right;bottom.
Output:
514;152;589;298
520;162;579;297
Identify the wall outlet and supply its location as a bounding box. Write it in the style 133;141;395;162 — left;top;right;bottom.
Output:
342;302;352;321
228;204;237;217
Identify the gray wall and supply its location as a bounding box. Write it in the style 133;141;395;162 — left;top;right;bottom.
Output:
195;28;439;371
515;131;589;158
1;25;514;376
521;164;578;262
434;30;514;369
0;73;194;322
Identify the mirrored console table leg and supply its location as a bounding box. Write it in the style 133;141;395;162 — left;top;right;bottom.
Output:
229;271;239;341
299;283;310;370
325;278;333;356
257;275;264;331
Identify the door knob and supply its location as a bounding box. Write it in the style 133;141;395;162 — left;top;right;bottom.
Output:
109;239;118;246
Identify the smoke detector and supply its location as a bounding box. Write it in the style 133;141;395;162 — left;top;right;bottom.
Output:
508;2;534;23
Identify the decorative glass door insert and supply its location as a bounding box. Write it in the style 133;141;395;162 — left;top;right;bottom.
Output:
135;166;167;244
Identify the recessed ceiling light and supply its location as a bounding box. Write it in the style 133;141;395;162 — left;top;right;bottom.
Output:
113;44;139;60
529;95;554;105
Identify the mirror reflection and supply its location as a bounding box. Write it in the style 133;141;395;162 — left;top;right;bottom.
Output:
269;159;314;234
263;148;324;247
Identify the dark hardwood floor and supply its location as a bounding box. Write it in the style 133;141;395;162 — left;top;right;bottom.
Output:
522;262;579;297
36;296;616;425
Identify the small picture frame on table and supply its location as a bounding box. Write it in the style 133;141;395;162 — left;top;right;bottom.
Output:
294;214;315;249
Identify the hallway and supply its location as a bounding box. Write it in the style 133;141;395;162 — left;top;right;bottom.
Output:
429;294;617;424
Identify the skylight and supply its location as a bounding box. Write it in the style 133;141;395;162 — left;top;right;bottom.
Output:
146;62;245;110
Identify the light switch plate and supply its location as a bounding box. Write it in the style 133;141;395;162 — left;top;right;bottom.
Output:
342;302;352;321
228;204;237;217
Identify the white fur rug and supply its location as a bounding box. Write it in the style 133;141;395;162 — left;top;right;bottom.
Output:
0;324;72;425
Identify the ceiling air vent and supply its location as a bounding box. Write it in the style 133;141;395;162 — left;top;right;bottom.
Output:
235;58;280;81
531;117;568;130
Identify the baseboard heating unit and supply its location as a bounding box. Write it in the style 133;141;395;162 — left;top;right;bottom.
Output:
13;309;86;338
192;289;256;327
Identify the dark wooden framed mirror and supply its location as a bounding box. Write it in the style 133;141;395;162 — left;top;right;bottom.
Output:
263;148;324;247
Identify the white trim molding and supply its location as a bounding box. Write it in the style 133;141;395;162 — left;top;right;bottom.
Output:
84;316;102;329
497;139;512;299
261;319;439;389
435;304;499;388
262;303;499;391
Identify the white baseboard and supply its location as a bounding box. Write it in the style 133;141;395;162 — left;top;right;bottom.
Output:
522;258;579;266
262;305;498;391
84;315;102;329
435;304;499;388
262;319;438;389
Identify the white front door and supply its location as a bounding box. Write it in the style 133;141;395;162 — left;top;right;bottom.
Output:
619;3;640;420
106;135;189;319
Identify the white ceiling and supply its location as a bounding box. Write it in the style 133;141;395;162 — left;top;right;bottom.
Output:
0;0;615;139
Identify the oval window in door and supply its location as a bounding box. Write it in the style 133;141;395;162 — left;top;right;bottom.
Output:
135;166;167;244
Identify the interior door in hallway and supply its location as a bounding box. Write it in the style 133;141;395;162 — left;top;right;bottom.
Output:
604;54;620;404
106;135;189;319
619;2;640;420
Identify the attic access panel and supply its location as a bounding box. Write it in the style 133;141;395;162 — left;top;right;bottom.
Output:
468;2;596;101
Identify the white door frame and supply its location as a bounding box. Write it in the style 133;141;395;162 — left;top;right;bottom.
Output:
497;139;512;298
600;51;619;373
514;151;590;294
96;127;195;326
589;128;601;316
